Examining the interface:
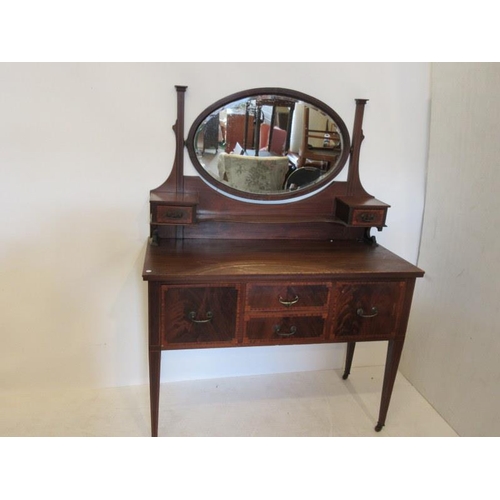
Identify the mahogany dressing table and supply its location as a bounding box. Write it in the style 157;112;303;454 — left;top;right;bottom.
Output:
143;86;424;437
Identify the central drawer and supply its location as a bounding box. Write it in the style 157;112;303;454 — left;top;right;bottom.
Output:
246;283;330;312
244;315;326;345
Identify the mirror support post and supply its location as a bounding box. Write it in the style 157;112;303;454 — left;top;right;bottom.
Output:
347;99;369;196
174;85;187;194
149;85;188;194
174;86;187;240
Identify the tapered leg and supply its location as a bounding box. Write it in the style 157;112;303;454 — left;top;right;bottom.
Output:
375;339;405;432
149;349;161;437
342;342;356;380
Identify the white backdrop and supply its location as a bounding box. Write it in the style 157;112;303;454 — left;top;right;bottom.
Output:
0;63;430;391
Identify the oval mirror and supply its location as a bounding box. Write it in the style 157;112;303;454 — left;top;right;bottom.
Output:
186;88;351;202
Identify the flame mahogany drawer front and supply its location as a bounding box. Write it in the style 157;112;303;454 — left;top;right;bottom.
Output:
332;281;406;341
158;280;407;348
244;315;326;344
246;283;331;311
159;285;239;348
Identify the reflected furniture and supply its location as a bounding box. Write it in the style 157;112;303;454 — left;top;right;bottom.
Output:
200;113;219;154
225;111;255;153
143;86;424;437
259;123;288;156
217;153;289;192
255;96;295;155
297;106;342;170
285;166;322;190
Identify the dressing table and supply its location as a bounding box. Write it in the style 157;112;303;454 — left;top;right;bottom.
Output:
142;86;424;437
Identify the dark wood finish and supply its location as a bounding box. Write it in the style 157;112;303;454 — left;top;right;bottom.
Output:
346;99;369;196
375;278;417;431
342;342;356;380
335;196;390;229
155;205;195;224
352;208;385;227
148;349;161;438
246;283;330;311
142;86;424;436
376;339;405;431
245;315;326;344
332;281;405;341
143;239;423;282
147;282;162;437
160;285;239;348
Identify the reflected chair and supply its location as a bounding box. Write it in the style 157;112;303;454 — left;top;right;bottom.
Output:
285;166;322;190
217;153;289;192
201;113;220;154
259;123;288;156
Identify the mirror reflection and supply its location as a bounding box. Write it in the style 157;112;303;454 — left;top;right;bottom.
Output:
192;94;346;195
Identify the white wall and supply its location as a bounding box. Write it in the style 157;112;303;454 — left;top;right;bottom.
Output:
400;63;500;436
0;63;430;392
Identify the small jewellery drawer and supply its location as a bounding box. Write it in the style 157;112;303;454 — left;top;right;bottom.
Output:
332;281;405;340
334;196;389;227
244;315;326;344
351;209;386;227
160;285;239;348
154;205;195;224
246;283;330;311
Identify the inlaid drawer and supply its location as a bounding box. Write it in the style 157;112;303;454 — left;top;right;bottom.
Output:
160;285;239;348
244;315;326;344
332;281;405;340
351;208;386;227
335;196;389;228
246;283;330;312
154;205;195;224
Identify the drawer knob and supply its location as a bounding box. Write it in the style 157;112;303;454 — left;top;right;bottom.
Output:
274;325;297;337
188;311;213;323
356;307;378;318
278;295;299;307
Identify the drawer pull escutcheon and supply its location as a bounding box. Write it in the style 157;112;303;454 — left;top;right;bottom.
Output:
278;295;299;307
166;210;184;219
274;325;297;337
360;213;375;222
188;311;213;323
357;307;379;318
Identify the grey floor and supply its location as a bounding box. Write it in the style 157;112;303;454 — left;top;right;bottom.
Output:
0;366;457;437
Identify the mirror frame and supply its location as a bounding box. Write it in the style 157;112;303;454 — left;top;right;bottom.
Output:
186;87;351;203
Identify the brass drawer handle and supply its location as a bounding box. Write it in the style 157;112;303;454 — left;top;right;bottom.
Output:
166;210;185;219
188;311;213;323
360;213;375;222
278;295;299;307
274;325;297;337
356;307;378;318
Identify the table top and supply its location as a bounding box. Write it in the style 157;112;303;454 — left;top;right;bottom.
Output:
143;239;424;283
